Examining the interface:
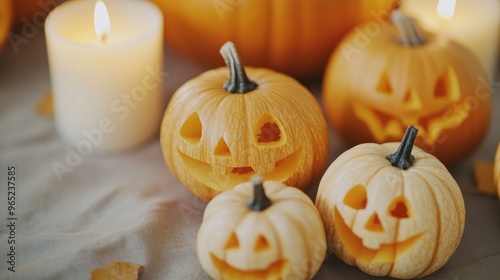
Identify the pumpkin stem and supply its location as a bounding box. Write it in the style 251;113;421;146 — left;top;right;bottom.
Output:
391;10;426;46
386;125;419;170
247;175;271;211
219;41;258;94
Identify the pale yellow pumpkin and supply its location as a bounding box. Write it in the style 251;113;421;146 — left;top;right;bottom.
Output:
322;10;491;166
315;126;465;278
161;42;329;201
495;142;500;200
197;176;326;280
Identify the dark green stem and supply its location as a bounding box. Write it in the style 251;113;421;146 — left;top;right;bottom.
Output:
391;10;426;46
247;175;271;211
219;41;258;93
386;125;419;170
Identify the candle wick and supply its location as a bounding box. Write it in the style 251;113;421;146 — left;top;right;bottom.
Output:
101;34;107;43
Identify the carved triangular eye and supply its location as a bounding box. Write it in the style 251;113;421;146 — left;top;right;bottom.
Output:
214;137;231;156
225;232;239;249
343;185;367;210
376;71;393;95
180;112;202;142
254;235;270;252
365;212;384;232
434;67;460;101
402;88;422;109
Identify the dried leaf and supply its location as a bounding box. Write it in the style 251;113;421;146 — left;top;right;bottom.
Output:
36;90;54;117
91;262;143;280
472;160;497;196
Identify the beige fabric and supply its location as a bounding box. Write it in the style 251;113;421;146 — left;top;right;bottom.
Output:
1;29;500;280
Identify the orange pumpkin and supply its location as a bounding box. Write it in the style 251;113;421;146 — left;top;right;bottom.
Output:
151;0;397;79
161;42;329;201
0;0;12;51
322;10;491;166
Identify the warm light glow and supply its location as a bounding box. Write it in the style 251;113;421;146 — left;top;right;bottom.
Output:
94;0;111;42
437;0;456;20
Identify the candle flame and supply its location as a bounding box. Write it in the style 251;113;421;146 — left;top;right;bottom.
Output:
437;0;456;20
94;0;111;42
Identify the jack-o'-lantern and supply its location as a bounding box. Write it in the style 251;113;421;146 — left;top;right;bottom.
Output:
316;126;465;278
161;42;329;201
0;0;12;51
495;142;500;200
151;0;397;79
322;10;491;166
197;176;326;280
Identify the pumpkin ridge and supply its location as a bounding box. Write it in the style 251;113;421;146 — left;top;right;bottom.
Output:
271;207;315;278
412;164;463;214
414;167;465;247
272;197;318;216
265;208;312;279
260;210;286;274
387;173;404;275
386;218;400;275
414;175;441;278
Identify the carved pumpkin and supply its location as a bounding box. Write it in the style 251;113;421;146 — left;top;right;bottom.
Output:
0;0;12;51
197;176;326;280
495;142;500;200
161;42;329;201
315;126;466;278
322;10;491;166
151;0;397;79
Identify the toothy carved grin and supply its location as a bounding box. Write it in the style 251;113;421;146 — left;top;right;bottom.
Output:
178;148;303;191
211;254;288;279
334;208;423;263
353;103;471;145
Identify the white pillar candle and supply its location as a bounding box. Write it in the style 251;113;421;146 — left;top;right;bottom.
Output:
402;0;500;77
45;0;164;153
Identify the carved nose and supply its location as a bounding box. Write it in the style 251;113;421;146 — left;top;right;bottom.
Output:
365;212;384;232
402;88;422;110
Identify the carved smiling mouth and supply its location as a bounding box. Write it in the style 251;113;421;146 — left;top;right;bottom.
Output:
352;102;471;145
334;208;423;263
178;148;302;191
211;254;288;279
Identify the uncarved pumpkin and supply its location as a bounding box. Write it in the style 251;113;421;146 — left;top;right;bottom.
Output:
315;126;465;278
322;10;491;166
161;42;329;201
152;0;397;79
0;0;12;51
197;176;326;280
